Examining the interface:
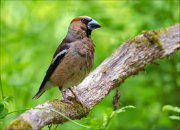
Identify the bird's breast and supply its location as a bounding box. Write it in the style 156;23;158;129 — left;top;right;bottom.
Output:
50;39;94;89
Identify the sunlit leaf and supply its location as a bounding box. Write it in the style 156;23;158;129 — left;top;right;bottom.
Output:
163;105;180;113
169;115;180;121
116;105;136;114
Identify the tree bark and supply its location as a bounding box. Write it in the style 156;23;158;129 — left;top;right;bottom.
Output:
6;24;180;130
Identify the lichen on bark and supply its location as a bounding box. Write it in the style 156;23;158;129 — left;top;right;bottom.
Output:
131;30;162;48
6;118;32;130
143;30;162;47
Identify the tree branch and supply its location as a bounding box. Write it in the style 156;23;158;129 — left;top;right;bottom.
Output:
6;24;180;130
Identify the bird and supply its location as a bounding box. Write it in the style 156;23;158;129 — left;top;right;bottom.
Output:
33;16;101;104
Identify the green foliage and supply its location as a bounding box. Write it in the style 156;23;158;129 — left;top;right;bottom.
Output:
0;78;14;119
0;96;13;119
102;105;136;130
163;105;180;121
0;0;180;130
0;103;8;119
78;105;135;130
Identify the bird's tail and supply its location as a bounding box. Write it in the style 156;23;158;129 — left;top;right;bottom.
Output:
32;88;46;99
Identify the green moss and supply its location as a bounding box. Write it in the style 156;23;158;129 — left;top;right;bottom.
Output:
143;30;162;47
69;98;89;115
131;30;163;48
49;99;66;112
49;99;89;118
6;118;32;130
157;27;169;36
65;98;89;115
131;36;149;44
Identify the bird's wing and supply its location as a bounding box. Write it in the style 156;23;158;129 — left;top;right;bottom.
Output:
33;43;69;99
42;48;68;87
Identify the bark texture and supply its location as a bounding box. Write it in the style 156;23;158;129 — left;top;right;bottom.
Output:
6;24;180;130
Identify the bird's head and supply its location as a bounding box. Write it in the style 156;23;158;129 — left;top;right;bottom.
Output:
68;16;101;38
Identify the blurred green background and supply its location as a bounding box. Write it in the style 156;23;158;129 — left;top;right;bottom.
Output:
0;0;180;130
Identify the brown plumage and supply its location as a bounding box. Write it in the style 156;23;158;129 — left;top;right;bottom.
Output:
33;16;101;100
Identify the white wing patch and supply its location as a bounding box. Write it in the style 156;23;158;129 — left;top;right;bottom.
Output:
52;49;67;64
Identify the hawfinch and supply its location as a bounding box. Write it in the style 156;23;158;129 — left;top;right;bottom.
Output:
33;16;101;103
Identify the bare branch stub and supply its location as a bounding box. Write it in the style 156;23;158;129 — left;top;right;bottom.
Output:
113;89;121;110
6;24;180;130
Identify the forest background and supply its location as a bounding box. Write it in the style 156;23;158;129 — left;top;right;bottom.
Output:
0;0;180;130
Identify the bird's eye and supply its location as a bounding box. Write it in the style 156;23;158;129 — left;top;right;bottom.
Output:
81;18;88;24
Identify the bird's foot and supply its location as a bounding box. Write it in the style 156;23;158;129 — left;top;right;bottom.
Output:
61;88;83;107
68;88;83;107
62;97;74;106
61;92;74;106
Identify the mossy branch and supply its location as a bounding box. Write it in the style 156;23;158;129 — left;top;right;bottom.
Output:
6;24;180;130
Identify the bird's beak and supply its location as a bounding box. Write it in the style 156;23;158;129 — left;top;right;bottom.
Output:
87;19;101;30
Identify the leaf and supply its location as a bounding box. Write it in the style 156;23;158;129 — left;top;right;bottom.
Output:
0;107;8;119
2;96;13;106
102;114;108;127
0;103;4;113
102;105;136;130
169;115;180;121
116;105;136;114
163;105;180;113
4;96;13;103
